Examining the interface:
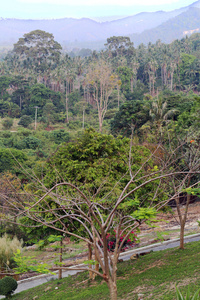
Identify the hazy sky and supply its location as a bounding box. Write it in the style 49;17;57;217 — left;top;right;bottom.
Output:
1;0;197;19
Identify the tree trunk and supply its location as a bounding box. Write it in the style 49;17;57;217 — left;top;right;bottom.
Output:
170;72;174;91
88;242;93;279
152;76;155;95
65;92;69;123
130;77;133;93
117;87;120;109
98;109;103;133
82;107;85;129
58;239;63;279
108;279;117;300
175;195;184;249
20;95;22;111
149;74;151;95
179;221;185;249
92;252;99;280
95;257;99;276
179;192;191;249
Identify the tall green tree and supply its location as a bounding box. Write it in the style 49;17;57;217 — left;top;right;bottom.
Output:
105;36;135;58
111;100;149;137
13;30;62;72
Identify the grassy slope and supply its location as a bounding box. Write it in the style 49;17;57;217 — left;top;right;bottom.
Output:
11;240;200;300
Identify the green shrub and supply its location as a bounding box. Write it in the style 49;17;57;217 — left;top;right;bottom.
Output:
2;118;13;130
50;129;70;144
0;234;22;271
67;120;81;130
0;131;12;138
16;128;32;137
0;276;18;298
17;136;42;150
0;148;27;173
18;115;33;128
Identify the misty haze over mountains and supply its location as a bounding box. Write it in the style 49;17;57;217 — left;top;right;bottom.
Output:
1;0;200;50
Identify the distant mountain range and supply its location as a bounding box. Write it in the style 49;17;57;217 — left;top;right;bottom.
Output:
1;0;200;50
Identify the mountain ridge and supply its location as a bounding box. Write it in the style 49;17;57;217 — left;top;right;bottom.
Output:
0;1;200;50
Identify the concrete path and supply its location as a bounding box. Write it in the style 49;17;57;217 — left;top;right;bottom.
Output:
2;233;200;298
119;233;200;261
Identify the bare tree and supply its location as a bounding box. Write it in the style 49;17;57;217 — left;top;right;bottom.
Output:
86;59;119;132
1;141;200;300
169;138;200;249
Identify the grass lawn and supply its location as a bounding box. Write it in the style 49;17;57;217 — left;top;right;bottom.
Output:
11;240;200;300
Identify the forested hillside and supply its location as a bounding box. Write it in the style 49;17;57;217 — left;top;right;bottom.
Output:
131;7;200;45
1;1;200;49
0;29;199;174
0;30;200;300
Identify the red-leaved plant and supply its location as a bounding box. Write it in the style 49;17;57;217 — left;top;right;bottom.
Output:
99;231;137;252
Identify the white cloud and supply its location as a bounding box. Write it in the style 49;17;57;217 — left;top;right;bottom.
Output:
18;0;179;5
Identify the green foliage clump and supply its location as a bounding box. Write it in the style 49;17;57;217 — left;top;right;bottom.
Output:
49;129;70;144
66;120;82;130
18;136;42;150
13;249;55;275
16;128;32;137
2;118;13;130
0;276;18;298
111;100;149;137
0;234;22;270
0;148;27;173
44;128;158;212
18;115;33;128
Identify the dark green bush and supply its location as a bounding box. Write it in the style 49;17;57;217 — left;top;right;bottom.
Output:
2;118;13;130
18;136;42;150
67;120;81;130
0;276;18;298
50;129;70;144
0;131;12;138
18;115;33;128
0;148;27;172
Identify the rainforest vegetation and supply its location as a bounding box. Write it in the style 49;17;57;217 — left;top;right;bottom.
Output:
0;30;200;300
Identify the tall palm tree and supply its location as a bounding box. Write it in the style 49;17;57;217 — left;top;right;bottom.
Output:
149;94;178;136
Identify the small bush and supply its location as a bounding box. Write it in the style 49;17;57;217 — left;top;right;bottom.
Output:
17;128;32;137
0;276;18;298
2;118;13;130
18;115;33;128
18;136;42;150
67;120;82;130
50;129;70;144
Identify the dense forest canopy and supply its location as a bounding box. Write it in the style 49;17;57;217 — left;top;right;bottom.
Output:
0;31;200;139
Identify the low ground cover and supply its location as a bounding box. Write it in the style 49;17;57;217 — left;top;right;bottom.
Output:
10;240;200;300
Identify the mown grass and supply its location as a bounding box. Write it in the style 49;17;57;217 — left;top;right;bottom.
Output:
11;240;200;300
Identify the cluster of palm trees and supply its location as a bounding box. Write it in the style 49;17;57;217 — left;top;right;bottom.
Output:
0;31;200;132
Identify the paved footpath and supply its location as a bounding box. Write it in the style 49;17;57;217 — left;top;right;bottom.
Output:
2;233;200;298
